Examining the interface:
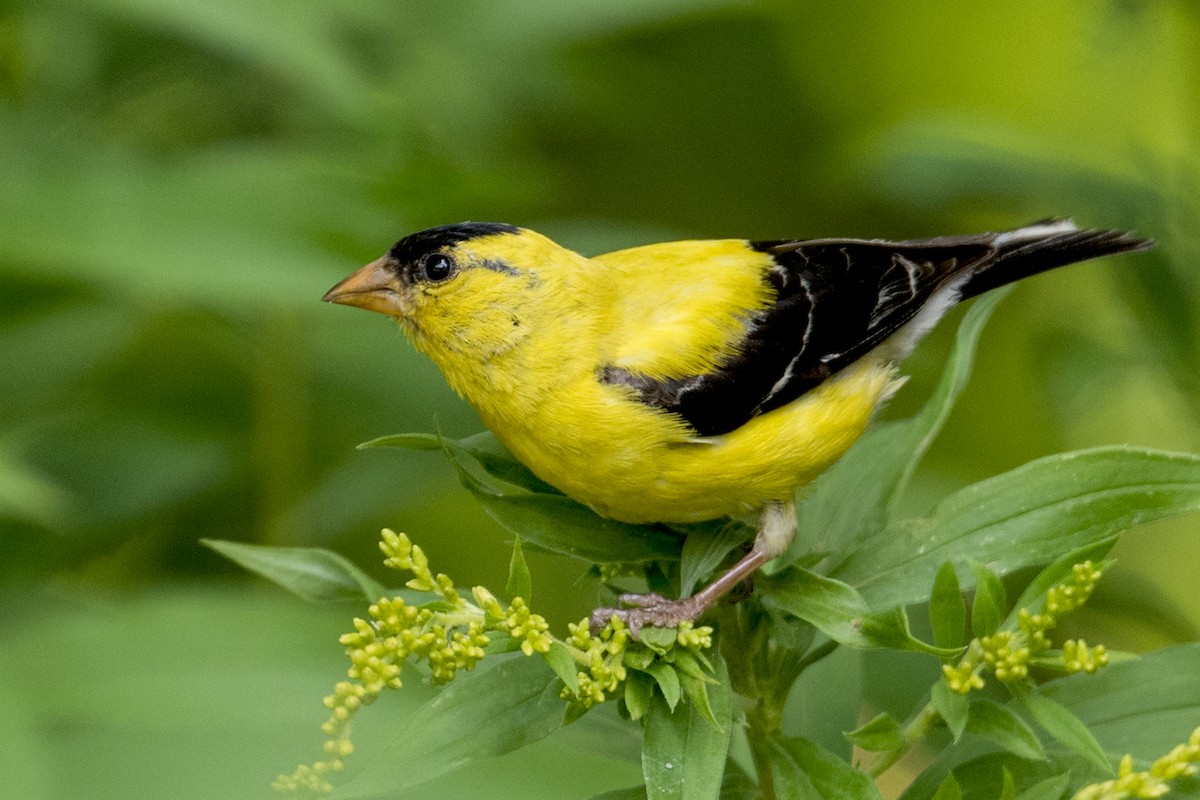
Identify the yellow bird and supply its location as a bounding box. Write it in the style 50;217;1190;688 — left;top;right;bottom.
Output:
324;219;1150;632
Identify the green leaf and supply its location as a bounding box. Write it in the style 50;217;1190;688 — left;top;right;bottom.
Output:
680;674;719;727
903;645;1200;798
932;681;970;741
625;647;656;672
999;767;1017;800
455;431;561;494
624;671;654;722
642;655;732;800
965;699;1046;762
859;607;962;657
761;568;957;655
792;288;1008;563
507;537;533;602
669;649;715;683
357;433;444;451
542;641;580;694
845;712;906;752
589;788;649;800
759;566;870;646
1009;686;1111;773
969;563;1005;638
201;539;385;602
482;493;683;563
484;632;522;655
364;430;560;494
833;447;1200;610
563;699;591;727
679;521;752;596
638;626;682;655
433;440;681;563
765;755;819;799
333;655;564;798
905;752;1070;800
930;562;967;650
1038;642;1200;757
718;761;759;800
930;774;962;800
771;736;884;800
441;439;531;498
1015;774;1072;800
646;662;682;711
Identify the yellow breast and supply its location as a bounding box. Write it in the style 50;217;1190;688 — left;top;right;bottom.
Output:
481;358;897;523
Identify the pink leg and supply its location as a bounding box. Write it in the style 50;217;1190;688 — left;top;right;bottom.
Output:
590;501;796;636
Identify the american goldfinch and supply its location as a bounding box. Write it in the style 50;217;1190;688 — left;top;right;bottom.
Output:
324;219;1151;632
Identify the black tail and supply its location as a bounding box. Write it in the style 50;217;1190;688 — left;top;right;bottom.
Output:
959;220;1154;300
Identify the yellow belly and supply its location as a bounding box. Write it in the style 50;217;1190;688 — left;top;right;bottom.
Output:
484;360;898;523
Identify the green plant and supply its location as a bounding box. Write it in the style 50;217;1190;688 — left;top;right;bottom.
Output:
210;289;1200;798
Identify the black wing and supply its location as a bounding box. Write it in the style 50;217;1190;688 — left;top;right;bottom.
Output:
601;223;1151;437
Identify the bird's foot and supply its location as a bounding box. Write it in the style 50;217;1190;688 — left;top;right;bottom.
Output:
589;592;706;637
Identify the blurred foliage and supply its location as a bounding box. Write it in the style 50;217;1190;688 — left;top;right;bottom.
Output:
1;1;1197;798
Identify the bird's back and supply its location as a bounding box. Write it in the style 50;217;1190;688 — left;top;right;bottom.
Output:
491;237;901;523
495;221;1151;522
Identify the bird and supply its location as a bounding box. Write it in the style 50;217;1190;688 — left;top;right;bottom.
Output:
323;218;1152;633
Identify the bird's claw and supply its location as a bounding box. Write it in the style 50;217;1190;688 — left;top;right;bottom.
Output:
589;593;704;638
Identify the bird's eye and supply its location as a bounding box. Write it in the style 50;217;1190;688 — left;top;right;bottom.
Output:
419;253;455;283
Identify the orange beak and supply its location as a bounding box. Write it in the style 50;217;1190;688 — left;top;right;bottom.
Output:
322;257;408;317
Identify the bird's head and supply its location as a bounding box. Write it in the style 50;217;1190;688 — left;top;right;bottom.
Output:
324;221;583;365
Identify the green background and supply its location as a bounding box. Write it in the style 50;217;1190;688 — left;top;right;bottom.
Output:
1;1;1197;798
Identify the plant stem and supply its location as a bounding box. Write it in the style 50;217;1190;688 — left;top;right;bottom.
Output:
746;699;780;800
867;701;942;778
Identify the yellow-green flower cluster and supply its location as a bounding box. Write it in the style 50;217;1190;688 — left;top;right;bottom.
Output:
272;761;340;796
1062;638;1108;674
340;594;489;689
675;620;714;649
469;586;552;657
278;530;717;797
560;616;715;710
502;596;553;656
1017;608;1054;654
1073;726;1200;800
563;616;632;707
271;679;366;795
942;561;1107;695
351;532;494;685
1047;561;1102;616
380;528;434;589
278;530;531;796
980;630;1030;682
942;656;986;693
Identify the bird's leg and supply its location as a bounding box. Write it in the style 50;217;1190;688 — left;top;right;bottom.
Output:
589;500;796;636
